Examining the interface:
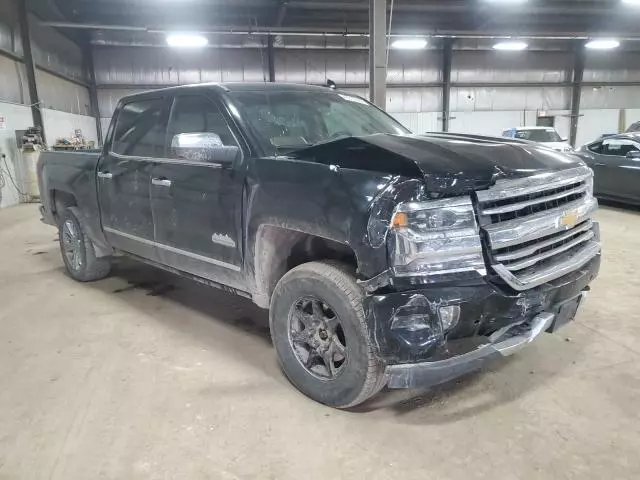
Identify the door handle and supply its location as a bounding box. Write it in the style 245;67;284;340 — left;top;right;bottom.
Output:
152;177;172;187
97;171;113;179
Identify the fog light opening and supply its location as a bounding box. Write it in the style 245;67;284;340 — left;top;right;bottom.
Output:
439;305;461;332
389;295;444;348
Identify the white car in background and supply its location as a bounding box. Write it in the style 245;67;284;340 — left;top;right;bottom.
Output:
502;127;573;152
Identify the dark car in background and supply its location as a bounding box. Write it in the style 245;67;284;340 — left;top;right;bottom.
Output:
575;133;640;205
626;121;640;133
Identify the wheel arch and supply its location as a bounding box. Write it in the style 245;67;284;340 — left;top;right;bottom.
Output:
252;225;359;308
51;189;78;223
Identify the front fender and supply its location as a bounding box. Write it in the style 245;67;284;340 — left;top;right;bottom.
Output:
244;157;398;298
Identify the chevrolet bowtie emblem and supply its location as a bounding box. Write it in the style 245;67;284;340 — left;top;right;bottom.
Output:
559;211;579;229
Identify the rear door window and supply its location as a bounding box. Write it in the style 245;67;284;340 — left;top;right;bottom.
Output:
112;98;167;157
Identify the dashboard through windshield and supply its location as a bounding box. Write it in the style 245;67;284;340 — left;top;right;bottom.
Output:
230;90;409;154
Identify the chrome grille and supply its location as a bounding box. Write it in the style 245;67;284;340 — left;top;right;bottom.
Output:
476;166;601;290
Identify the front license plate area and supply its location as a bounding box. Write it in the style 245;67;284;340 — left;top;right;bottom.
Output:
547;296;583;333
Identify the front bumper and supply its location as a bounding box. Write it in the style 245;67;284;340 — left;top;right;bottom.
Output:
386;304;571;388
362;254;600;389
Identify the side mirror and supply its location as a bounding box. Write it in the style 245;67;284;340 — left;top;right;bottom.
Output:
561;137;569;142
626;150;640;160
171;132;240;165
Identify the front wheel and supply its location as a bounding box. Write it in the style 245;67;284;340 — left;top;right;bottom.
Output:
269;261;386;408
58;208;111;282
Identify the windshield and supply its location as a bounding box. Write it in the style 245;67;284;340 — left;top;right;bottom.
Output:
514;129;562;143
230;90;410;154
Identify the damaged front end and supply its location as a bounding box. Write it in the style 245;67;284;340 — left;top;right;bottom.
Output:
361;166;601;389
363;261;598;388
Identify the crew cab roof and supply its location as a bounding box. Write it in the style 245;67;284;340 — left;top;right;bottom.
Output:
118;82;336;103
606;132;640;140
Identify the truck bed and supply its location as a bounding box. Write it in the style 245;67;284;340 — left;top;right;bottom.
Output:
37;150;104;245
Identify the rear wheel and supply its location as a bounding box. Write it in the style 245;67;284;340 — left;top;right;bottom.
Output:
59;208;111;282
270;261;386;408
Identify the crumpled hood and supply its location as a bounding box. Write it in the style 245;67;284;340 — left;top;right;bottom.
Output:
290;133;584;194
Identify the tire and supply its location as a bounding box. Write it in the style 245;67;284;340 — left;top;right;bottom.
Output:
58;207;111;282
269;261;386;408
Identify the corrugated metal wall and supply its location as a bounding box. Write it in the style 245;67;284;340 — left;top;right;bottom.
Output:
452;50;570;84
29;14;85;82
91;45;640;143
0;2;90;115
94;46;640;108
0;54;28;104
451;86;570;111
0;1;19;54
94;48;267;86
36;70;92;115
584;52;640;83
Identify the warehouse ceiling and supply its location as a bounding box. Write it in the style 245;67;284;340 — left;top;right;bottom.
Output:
30;0;640;42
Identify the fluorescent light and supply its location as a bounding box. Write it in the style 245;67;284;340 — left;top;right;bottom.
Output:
391;38;428;50
622;0;640;4
493;41;528;51
585;39;620;50
166;33;208;47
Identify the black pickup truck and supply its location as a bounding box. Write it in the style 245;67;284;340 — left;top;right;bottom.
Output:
38;83;601;408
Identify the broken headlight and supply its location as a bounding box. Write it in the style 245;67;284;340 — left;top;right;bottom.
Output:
389;197;487;278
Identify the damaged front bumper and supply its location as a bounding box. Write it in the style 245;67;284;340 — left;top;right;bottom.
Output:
362;255;600;389
387;308;562;389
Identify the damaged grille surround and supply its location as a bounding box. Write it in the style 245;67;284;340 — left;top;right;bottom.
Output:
475;165;601;291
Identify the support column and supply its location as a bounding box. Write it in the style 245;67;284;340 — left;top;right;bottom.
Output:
569;42;585;147
441;38;453;132
17;0;46;145
267;35;276;82
83;42;104;146
369;0;387;108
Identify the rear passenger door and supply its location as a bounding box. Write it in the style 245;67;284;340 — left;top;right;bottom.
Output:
149;93;247;289
98;96;169;261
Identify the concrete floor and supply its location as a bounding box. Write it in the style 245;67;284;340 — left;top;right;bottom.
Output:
1;204;639;479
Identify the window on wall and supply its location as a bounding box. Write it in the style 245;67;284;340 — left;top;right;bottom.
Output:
111;98;166;157
602;139;640;157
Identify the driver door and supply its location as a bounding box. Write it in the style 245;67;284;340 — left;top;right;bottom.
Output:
149;93;247;289
596;138;640;201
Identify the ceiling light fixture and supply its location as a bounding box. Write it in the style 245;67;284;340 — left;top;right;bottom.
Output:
493;41;528;51
166;33;208;47
585;39;620;50
391;38;428;49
